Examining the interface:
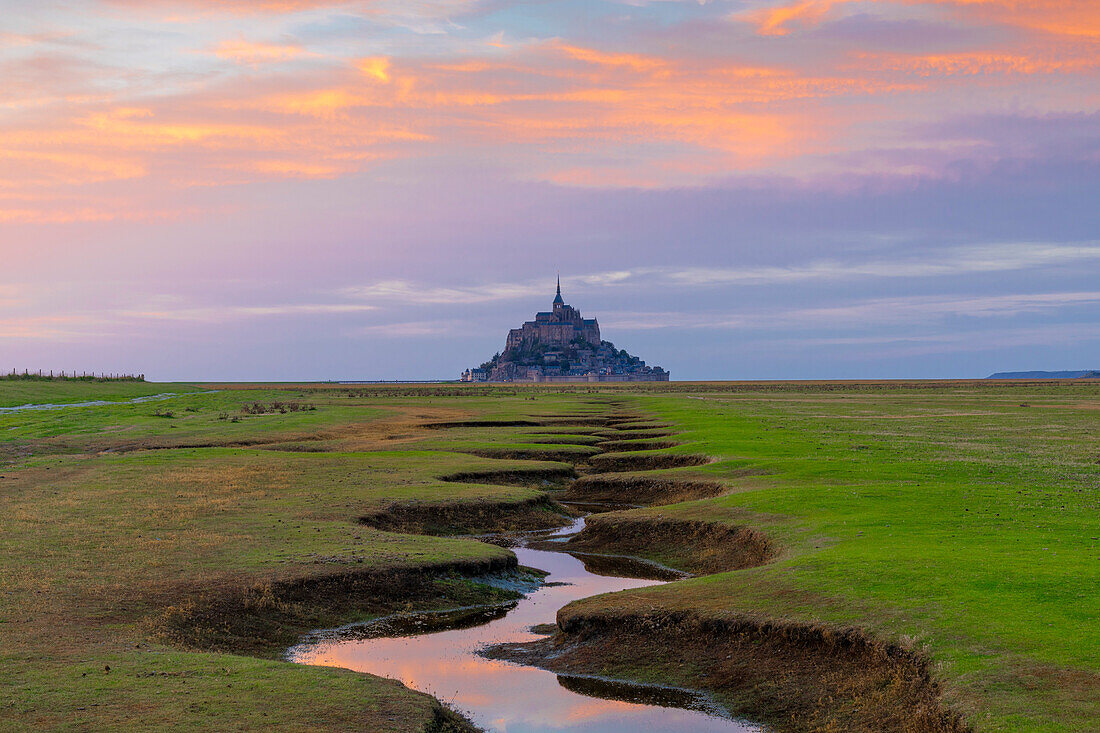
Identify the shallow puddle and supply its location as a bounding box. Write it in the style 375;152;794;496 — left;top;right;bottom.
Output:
289;519;761;732
0;392;185;413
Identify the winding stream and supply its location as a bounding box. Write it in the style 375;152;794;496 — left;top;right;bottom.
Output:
289;518;762;732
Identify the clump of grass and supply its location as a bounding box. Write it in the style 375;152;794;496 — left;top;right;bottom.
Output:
240;401;317;415
152;408;175;418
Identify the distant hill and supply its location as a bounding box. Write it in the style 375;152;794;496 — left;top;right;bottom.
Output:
987;370;1100;379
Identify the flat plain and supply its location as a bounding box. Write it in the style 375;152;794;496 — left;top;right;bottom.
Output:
0;380;1096;732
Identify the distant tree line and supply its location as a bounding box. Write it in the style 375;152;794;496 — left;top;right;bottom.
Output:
2;369;145;382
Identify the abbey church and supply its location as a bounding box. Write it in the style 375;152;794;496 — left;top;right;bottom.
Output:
462;279;669;383
505;279;601;352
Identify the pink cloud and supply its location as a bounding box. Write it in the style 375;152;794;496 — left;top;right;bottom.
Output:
211;39;309;65
0;0;1093;228
736;0;1100;38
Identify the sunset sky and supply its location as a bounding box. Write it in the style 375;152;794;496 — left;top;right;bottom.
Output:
2;0;1098;380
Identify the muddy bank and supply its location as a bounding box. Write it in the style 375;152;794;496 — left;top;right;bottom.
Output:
593;428;678;440
565;551;690;582
564;515;776;575
587;451;712;473
458;445;602;463
490;610;970;733
566;474;730;505
291;517;757;732
518;434;606;446
519;426;609;437
426;417;612;429
439;465;576;486
425;420;544;429
151;555;521;657
359;495;572;535
532;413;611;421
596;438;681;452
604;421;674;431
537;418;613;428
426;705;481;733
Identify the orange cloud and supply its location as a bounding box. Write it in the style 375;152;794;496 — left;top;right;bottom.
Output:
77;107;282;148
255;89;365;117
356;56;391;82
555;44;667;72
106;0;361;16
0;147;147;187
212;39;306;65
0;207;115;223
0;314;109;340
0;38;902;203
948;0;1100;37
238;159;345;178
855;49;1100;76
3;0;1092;226
741;0;841;37
738;0;1100;38
0;96;409;200
368;44;863;184
0;206;195;224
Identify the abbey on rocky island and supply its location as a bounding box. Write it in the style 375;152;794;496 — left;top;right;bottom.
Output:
462;279;669;383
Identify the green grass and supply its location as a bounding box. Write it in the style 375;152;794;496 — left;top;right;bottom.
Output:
0;382;591;732
1;380;1096;731
1;650;449;733
0;379;196;408
564;386;1098;731
0;388;369;444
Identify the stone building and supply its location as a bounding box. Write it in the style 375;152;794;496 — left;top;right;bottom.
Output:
462;279;669;383
505;278;601;351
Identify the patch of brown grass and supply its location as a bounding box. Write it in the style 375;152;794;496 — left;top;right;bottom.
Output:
565;514;777;575
586;451;712;473
566;473;737;505
491;610;970;733
150;556;518;657
359;496;571;536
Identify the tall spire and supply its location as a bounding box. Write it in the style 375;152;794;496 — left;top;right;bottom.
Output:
553;273;564;306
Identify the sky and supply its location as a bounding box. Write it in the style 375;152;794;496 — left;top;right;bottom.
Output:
1;0;1098;381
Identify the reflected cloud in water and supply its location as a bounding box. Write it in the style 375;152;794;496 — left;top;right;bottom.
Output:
290;524;760;732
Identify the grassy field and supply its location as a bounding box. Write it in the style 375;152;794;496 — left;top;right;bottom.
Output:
0;379;195;409
0;385;595;731
0;380;1095;731
556;383;1098;732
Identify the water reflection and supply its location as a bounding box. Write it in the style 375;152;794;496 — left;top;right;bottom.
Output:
569;552;687;581
0;392;183;413
554;674;730;718
289;520;760;732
